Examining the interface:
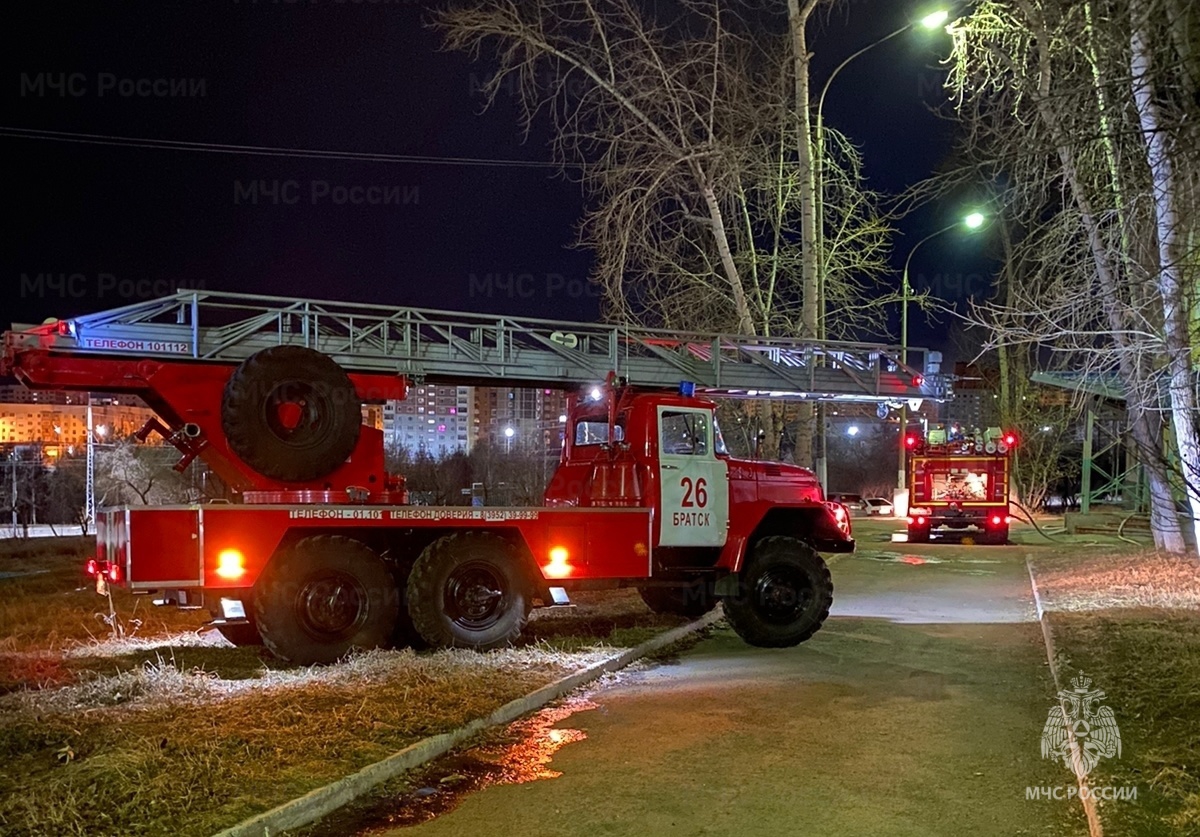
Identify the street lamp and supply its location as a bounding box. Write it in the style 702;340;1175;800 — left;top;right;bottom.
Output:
812;8;950;487
895;212;989;505
504;425;515;454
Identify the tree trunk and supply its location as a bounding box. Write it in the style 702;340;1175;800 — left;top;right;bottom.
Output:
1020;4;1185;550
787;0;821;470
1130;0;1200;553
700;181;755;336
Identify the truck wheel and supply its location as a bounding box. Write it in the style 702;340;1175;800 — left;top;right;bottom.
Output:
637;583;717;618
222;345;361;482
254;536;398;665
723;537;833;648
406;533;531;650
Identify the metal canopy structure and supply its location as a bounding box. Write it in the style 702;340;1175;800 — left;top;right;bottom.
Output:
7;289;949;402
1031;371;1145;513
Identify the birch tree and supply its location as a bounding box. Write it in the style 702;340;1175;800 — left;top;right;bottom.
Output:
942;0;1200;551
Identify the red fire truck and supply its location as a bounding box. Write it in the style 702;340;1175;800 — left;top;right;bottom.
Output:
2;291;939;664
904;424;1016;544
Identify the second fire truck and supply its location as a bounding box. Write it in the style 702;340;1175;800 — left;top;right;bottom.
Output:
905;424;1016;544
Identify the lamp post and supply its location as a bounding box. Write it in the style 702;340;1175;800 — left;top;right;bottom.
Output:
811;8;950;488
895;211;987;509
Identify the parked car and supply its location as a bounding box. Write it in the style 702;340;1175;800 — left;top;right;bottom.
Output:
860;497;894;516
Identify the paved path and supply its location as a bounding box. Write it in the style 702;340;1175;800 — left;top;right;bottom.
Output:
339;539;1087;837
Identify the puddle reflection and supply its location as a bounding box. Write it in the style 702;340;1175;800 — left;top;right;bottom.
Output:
348;696;595;833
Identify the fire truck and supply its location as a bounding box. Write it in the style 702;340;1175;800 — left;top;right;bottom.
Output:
904;424;1016;544
2;290;942;664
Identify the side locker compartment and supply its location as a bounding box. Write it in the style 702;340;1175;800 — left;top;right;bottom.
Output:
126;508;202;590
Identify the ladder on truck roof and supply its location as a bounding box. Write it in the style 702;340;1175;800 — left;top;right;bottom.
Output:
6;289;949;402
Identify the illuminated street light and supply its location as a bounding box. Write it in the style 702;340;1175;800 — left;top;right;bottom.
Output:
847;425;860;437
965;211;986;229
920;9;951;30
812;9;950;488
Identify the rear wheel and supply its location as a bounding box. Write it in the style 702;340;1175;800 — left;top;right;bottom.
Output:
254;536;398;664
637;583;717;618
723;537;832;648
407;533;531;650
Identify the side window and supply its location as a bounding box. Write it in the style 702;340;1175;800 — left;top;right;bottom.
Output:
660;411;710;456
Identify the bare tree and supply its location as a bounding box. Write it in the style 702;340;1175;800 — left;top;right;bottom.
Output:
436;0;892;462
97;443;196;506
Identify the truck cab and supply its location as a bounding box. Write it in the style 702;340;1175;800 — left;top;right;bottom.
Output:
544;384;853;572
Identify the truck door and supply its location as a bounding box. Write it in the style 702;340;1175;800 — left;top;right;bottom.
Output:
656;406;729;548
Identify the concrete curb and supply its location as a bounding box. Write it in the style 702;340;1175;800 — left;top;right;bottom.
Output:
1025;556;1104;837
213;608;724;837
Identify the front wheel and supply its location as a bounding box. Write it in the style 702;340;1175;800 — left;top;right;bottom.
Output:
406;533;532;650
254;536;399;665
723;537;833;648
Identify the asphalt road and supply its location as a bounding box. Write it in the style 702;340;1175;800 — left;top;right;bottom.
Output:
330;531;1088;837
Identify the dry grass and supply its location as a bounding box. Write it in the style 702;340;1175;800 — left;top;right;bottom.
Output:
1031;549;1200;612
0;536;208;656
1031;548;1200;835
0;539;693;836
0;648;593;836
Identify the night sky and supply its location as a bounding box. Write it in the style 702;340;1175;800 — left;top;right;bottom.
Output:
5;1;991;355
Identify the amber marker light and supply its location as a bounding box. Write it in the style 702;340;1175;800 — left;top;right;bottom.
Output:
544;546;573;579
216;548;247;580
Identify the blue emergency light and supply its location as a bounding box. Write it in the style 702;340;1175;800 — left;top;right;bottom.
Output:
679;381;696;397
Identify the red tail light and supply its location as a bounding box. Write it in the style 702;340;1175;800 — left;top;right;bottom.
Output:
1003;433;1017;447
106;563;121;583
912;375;924;387
916;516;926;526
85;558;98;576
905;435;918;448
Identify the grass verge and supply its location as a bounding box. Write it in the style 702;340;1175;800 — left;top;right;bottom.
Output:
1031;549;1200;835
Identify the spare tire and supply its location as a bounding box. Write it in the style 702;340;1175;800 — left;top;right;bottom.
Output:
222;345;361;482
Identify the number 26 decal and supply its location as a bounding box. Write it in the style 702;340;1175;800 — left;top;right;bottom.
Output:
681;476;708;508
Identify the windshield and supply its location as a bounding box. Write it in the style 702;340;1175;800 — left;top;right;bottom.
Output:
574;419;624;446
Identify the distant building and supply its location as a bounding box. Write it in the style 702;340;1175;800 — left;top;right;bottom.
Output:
0;402;158;460
943;362;1000;430
0;383;142;407
473;387;567;455
383;384;472;457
